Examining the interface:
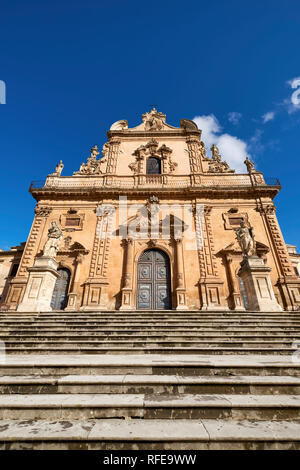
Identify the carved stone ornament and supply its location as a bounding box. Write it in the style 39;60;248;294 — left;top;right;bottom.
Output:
180;119;198;130
35;206;52;217
42;221;63;258
235;220;256;257
208;145;235;173
96;204;115;218
142;108;166;131
64;236;72;249
50;160;64;176
73;145;107;175
109;120;128;131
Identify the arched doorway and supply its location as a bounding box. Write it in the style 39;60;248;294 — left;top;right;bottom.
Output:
50;268;71;310
136;249;171;310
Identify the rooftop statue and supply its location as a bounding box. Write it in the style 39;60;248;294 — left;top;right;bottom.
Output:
50;160;64;176
244;156;257;174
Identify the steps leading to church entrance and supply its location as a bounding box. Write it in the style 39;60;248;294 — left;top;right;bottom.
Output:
0;311;300;449
1;311;300;355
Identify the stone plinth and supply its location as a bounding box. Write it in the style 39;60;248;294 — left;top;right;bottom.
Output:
238;256;282;312
17;257;60;312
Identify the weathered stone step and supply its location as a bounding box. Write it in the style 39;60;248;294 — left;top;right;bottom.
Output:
3;311;300;317
2;339;299;348
3;326;300;333
0;327;299;336
1;333;300;340
0;317;300;326
3;346;297;355
0;418;299;450
1;374;300;395
0;393;299;420
2;354;300;377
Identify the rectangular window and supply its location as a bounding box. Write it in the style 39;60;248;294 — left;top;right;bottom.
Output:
228;217;244;226
294;267;299;276
65;217;80;227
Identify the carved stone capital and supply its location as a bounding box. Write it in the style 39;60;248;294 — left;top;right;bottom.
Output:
35;206;52;217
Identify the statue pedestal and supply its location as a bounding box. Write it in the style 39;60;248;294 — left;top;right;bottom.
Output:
17;257;60;312
238;256;282;312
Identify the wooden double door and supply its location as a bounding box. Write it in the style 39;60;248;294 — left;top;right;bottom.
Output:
136;249;171;310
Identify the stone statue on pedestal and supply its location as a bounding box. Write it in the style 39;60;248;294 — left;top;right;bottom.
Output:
235;220;256;257
51;160;64;176
42;221;63;258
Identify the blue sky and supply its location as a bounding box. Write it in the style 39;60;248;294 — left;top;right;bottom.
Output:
0;0;300;250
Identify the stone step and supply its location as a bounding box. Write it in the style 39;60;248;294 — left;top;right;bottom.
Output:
2;339;299;346
2;354;300;377
0;317;300;326
3;311;300;315
0;418;299;450
1;333;300;340
3;346;298;355
0;325;299;335
1;374;300;395
0;327;299;336
0;393;299;420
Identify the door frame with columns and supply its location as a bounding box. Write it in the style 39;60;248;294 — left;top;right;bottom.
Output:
119;239;188;310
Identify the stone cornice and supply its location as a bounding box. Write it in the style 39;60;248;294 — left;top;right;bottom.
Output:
107;128;201;140
30;185;280;202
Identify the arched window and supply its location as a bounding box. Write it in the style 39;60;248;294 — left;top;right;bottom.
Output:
146;157;161;175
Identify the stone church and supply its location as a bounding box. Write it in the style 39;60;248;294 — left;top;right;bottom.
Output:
1;108;300;312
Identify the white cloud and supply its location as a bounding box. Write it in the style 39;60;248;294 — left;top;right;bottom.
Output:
228;112;242;125
262;111;275;123
286;76;300;113
192;114;249;173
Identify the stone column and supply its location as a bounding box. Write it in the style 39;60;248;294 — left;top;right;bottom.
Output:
17;256;60;312
238;256;282;312
175;237;188;310
120;237;134;310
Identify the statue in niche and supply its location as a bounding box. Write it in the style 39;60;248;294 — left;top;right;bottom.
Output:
42;221;63;258
235;220;256;257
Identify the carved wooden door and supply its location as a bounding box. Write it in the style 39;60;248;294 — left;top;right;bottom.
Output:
137;249;171;310
50;268;70;310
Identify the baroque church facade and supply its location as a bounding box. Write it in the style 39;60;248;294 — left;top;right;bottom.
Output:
1;108;300;312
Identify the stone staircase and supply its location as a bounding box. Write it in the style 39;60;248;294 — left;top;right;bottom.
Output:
1;311;300;355
0;311;300;449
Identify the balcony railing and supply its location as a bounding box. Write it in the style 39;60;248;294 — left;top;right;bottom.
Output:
29;174;281;191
